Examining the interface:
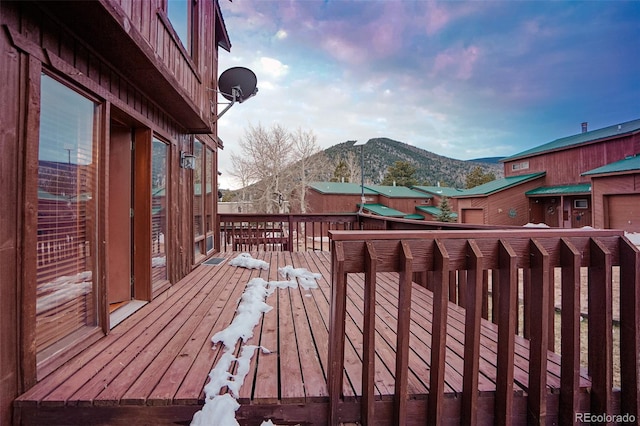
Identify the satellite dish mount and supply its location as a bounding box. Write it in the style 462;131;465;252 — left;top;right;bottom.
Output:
214;67;258;120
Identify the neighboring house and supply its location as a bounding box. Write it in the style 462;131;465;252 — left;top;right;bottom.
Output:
306;182;434;219
364;185;433;218
307;182;378;213
412;185;462;221
455;172;546;225
414;205;459;221
1;1;230;423
583;154;640;232
457;119;640;229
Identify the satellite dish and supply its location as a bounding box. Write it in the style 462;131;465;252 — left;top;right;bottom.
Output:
218;67;258;103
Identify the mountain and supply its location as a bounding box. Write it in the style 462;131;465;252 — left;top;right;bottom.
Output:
321;138;504;188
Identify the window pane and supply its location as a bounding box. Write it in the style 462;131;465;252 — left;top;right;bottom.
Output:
167;0;190;53
36;74;98;356
193;140;203;238
205;148;214;234
152;139;168;289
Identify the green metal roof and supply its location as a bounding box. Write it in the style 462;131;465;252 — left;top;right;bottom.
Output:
502;118;640;162
403;213;425;220
358;203;407;217
415;205;459;218
525;183;591;196
309;182;377;195
365;185;432;198
411;186;462;197
457;172;546;197
582;154;640;176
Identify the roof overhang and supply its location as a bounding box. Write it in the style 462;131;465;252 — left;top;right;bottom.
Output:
525;183;591;197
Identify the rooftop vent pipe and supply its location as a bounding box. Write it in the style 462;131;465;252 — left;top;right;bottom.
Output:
581;122;588;133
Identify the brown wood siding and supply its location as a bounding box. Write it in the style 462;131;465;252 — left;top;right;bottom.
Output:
0;6;22;424
381;197;433;215
306;190;379;214
461;209;484;224
457;178;544;226
484;179;545;226
504;134;640;185
606;194;640;232
1;1;223;421
590;174;640;230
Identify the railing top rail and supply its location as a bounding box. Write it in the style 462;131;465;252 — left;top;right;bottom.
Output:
329;228;625;241
219;213;358;218
330;228;636;271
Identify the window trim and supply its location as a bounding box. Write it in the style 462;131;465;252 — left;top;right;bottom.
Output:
193;139;216;262
162;0;199;64
511;161;530;171
34;70;105;376
574;199;589;209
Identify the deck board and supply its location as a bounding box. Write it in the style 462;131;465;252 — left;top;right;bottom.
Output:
14;251;592;425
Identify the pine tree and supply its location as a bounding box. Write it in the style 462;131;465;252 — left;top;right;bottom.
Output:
381;160;418;187
435;196;456;222
330;160;350;182
465;166;496;189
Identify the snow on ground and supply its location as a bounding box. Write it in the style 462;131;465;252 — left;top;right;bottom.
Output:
229;252;269;270
278;265;322;290
626;232;640;247
523;222;551;228
191;253;322;426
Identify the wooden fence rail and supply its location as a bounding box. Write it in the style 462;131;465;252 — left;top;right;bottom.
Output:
328;228;640;425
218;213;359;252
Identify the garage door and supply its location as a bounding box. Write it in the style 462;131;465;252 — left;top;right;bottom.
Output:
607;194;640;232
462;209;484;224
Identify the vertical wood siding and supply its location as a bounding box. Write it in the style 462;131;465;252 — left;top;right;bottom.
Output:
1;1;224;422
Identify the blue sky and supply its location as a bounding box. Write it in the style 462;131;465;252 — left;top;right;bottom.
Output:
216;0;640;189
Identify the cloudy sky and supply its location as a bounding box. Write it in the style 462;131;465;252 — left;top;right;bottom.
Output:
215;0;640;189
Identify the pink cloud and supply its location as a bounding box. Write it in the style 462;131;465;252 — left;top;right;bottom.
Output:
432;45;480;80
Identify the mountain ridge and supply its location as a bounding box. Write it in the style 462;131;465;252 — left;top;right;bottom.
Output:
321;137;504;188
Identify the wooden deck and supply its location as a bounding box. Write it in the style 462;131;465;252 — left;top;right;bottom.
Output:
14;251;592;425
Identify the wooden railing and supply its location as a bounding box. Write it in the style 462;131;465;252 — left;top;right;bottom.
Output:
218;213;359;252
327;228;640;425
218;212;513;253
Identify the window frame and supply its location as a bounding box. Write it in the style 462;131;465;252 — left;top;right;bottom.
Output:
193;139;216;262
165;0;199;62
574;199;589;209
34;70;104;368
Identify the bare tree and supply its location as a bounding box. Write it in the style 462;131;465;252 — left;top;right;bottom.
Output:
230;123;330;214
344;150;362;184
289;127;328;213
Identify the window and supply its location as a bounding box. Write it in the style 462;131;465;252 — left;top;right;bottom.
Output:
167;0;197;57
193;140;204;257
193;140;216;259
511;161;529;171
36;74;99;358
574;199;589;209
152;138;168;290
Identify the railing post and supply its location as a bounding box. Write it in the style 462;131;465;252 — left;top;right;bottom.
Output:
428;239;449;426
528;238;550;425
394;241;413;425
328;241;347;425
559;238;581;425
287;214;294;251
588;237;613;417
619;237;640;420
362;242;377;425
462;240;483;426
495;239;517;426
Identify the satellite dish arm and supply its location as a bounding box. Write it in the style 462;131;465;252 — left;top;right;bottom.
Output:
216;85;258;119
217;86;241;119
